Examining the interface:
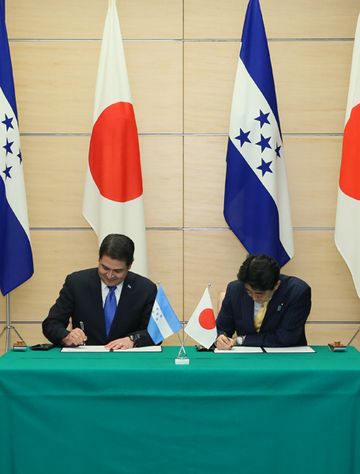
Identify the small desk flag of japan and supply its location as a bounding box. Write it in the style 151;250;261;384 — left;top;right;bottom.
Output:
147;286;182;345
185;287;217;349
335;14;360;297
0;0;33;295
223;0;294;267
83;0;147;275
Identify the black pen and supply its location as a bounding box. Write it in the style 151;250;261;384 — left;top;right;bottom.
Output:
79;321;86;346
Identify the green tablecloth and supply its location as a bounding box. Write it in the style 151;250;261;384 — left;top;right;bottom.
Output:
0;346;359;474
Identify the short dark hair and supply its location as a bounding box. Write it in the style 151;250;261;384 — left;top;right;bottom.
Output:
237;254;280;291
99;234;135;267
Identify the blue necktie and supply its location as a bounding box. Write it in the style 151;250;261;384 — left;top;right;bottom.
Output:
104;286;117;336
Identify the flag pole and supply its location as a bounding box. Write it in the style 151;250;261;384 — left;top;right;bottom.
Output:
175;310;189;365
0;294;26;352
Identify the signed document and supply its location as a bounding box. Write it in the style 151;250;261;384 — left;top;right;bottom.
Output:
214;346;263;354
61;345;162;353
263;346;315;353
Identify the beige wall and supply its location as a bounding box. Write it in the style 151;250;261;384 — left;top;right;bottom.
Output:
1;0;360;351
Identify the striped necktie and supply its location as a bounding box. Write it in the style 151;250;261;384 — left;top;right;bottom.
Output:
254;301;268;332
104;286;117;336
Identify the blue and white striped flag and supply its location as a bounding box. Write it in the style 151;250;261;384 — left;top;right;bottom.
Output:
147;286;182;344
224;0;294;267
0;0;33;295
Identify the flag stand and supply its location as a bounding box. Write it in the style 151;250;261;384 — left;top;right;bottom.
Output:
175;324;189;365
175;344;189;365
0;294;27;352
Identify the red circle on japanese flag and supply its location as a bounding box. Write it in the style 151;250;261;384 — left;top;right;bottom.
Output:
88;102;143;202
199;308;216;330
339;104;360;200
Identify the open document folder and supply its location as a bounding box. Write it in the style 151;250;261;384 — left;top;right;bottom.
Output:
263;346;315;353
61;345;162;353
214;346;263;353
214;346;315;354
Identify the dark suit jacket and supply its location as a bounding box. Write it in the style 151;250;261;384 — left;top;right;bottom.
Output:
216;275;311;347
42;268;157;347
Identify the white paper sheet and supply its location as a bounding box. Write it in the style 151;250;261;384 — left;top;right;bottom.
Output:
263;346;315;353
214;346;263;354
61;345;162;353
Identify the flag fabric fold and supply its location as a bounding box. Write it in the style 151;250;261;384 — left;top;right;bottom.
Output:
147;286;182;344
335;14;360;297
83;0;147;275
224;0;294;267
184;288;217;349
0;0;33;295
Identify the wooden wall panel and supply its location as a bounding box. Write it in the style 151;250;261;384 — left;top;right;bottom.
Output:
142;136;183;228
184;41;352;134
11;231;98;322
8;0;183;39
163;332;196;347
22;135;183;228
0;298;5;323
184;136;227;228
11;41;97;133
306;324;360;350
147;231;183;318
184;0;359;39
23;136;89;228
184;42;237;134
11;41;182;134
286;136;342;227
271;42;352;134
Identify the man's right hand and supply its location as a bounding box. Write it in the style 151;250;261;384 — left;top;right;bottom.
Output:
215;334;235;350
62;328;87;347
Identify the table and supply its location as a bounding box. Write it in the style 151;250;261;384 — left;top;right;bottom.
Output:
0;346;360;474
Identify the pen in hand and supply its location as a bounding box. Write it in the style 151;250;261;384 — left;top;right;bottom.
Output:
79;321;86;346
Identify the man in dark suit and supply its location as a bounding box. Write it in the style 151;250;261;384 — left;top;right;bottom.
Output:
42;234;157;349
216;254;311;349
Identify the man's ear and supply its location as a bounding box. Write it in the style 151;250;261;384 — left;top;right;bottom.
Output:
274;280;281;291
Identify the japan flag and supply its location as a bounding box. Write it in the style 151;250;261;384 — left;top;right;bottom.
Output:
83;0;147;275
185;287;217;349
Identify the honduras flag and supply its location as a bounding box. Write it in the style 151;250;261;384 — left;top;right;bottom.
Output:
0;0;33;295
224;0;294;267
147;286;182;344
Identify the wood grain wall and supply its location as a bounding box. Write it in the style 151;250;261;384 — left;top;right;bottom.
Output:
1;0;360;351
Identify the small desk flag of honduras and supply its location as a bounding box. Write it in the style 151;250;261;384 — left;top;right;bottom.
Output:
147;286;182;344
224;0;294;267
185;287;217;349
83;0;147;275
335;14;360;297
0;0;33;295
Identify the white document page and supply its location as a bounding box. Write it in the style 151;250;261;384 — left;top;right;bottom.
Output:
61;345;162;353
263;346;315;353
214;346;263;354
